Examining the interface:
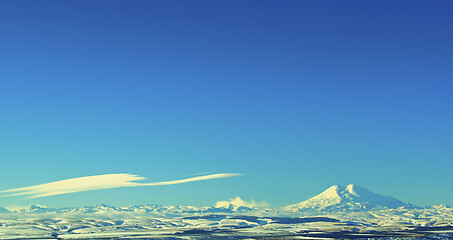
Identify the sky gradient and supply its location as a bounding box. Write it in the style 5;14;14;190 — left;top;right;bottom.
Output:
1;0;453;208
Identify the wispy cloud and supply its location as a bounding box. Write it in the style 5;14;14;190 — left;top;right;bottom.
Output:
0;173;242;199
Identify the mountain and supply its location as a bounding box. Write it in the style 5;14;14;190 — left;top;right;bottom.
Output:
209;203;255;213
94;203;117;211
1;185;426;215
284;184;417;212
0;207;10;213
20;204;57;213
212;197;268;213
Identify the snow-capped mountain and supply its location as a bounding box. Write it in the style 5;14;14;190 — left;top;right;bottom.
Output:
208;203;255;213
284;184;417;212
19;204;57;213
212;196;270;213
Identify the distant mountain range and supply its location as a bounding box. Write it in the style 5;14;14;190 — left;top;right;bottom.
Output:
9;203;262;214
0;184;444;214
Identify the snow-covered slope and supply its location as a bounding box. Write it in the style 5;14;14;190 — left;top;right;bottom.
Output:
284;184;416;212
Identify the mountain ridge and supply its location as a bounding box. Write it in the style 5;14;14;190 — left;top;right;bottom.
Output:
0;184;431;214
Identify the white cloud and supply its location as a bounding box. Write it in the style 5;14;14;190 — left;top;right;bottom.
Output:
215;196;269;208
0;173;242;199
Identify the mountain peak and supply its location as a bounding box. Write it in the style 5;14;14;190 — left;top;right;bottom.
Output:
24;204;56;213
345;184;368;196
28;204;47;210
346;183;355;191
284;184;417;212
319;185;342;198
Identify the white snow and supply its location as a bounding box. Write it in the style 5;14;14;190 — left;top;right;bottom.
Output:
0;184;451;239
283;184;416;212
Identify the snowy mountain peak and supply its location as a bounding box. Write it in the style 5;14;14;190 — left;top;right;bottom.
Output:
96;203;114;209
23;204;56;213
213;197;269;212
345;184;374;197
284;184;417;212
321;185;342;197
346;184;358;195
306;185;343;207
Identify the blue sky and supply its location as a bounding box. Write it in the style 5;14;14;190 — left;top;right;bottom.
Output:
1;0;452;208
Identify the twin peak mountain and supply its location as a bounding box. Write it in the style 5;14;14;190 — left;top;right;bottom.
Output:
284;184;417;212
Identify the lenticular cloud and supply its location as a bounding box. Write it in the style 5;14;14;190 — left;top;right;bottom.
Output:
0;173;241;198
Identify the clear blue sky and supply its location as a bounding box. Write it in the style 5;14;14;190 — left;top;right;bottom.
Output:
1;0;452;208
